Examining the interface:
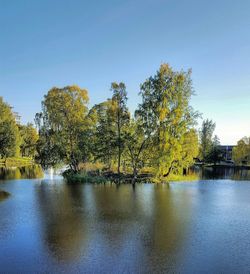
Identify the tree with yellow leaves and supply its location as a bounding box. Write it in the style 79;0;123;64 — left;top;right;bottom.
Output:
137;64;199;181
35;85;89;171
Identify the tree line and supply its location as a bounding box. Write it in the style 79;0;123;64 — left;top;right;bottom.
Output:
34;64;200;181
0;97;38;160
1;63;248;181
233;137;250;165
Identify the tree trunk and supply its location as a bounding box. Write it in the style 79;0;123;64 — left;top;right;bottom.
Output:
163;160;178;177
117;108;121;177
118;141;121;176
133;166;137;179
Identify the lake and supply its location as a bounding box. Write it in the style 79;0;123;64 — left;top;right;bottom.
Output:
1;166;250;273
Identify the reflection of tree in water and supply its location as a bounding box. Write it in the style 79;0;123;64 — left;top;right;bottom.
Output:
141;184;191;272
0;165;43;180
0;167;21;180
34;182;191;271
198;166;250;180
35;183;88;262
231;168;250;180
91;183;191;272
19;165;43;179
91;183;140;250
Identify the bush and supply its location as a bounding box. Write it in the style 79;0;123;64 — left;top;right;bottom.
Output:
62;169;107;184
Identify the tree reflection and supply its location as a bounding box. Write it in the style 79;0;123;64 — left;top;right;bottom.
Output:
0;165;43;180
139;184;191;272
90;183;140;251
34;182;192;271
35;182;89;262
91;183;191;272
197;166;250;180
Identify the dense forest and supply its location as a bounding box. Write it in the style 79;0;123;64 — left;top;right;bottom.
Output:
0;64;249;182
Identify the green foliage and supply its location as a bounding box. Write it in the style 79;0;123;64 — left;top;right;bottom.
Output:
205;135;223;164
136;64;199;180
19;123;39;158
123;118;151;177
35;85;90;171
89;100;117;168
63;169;107;184
0;97;21;158
111;82;130;175
233;137;250;165
0;63;201;181
199;119;216;162
181;129;199;168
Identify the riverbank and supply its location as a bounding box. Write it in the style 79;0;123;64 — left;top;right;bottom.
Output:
0;157;35;167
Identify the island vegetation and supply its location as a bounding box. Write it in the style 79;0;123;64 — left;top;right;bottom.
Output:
0;63;249;183
34;64;200;183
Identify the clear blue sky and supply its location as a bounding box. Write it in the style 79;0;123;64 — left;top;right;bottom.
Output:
1;0;250;144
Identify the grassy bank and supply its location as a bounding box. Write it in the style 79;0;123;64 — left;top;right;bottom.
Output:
163;173;199;183
0;157;34;167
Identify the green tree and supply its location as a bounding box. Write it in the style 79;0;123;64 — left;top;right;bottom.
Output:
233;137;250;165
124;118;151;179
0;97;21;158
35;111;62;168
111;82;130;176
19;123;39;158
181;129;199;172
206;135;223;164
137;64;198;181
89;100;116;169
35;86;89;171
199;119;216;162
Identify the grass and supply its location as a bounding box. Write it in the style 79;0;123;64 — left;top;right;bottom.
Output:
151;172;199;183
167;173;199;182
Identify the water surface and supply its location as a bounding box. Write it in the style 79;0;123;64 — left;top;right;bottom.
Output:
1;167;250;273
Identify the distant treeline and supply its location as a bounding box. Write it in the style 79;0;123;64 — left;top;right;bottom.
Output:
0;97;38;160
0;63;248;181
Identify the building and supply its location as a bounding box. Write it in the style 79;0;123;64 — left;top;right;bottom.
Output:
219;145;235;162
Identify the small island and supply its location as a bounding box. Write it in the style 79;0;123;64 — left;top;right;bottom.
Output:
0;190;10;201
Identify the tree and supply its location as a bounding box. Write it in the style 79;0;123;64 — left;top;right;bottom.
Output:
137;64;198;180
35;86;89;171
19;123;39;158
206;135;223;164
124;118;151;179
35;111;63;169
199;119;216;162
0;97;21;158
111;82;130;176
89;100;117;169
181;129;199;172
233;137;250;165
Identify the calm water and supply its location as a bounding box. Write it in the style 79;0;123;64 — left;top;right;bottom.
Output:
1;167;250;273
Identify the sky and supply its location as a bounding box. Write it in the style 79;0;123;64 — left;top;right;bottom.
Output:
1;0;250;145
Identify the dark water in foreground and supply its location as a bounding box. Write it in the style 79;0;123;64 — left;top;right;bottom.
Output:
1;167;250;273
